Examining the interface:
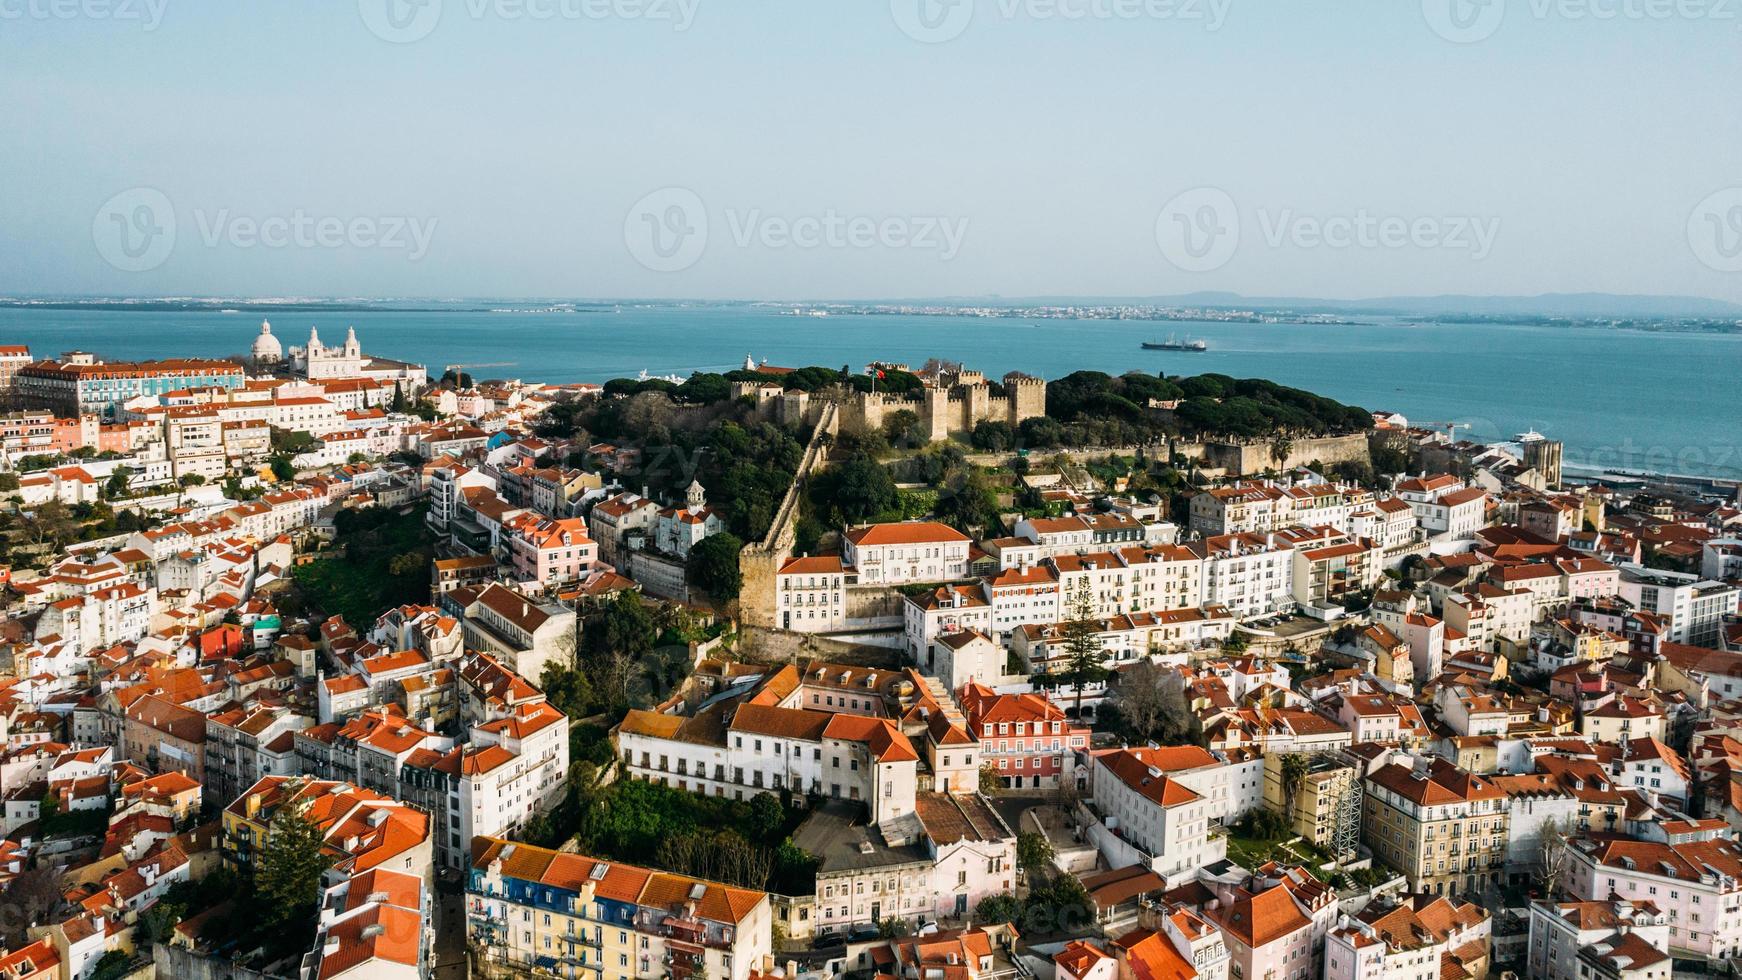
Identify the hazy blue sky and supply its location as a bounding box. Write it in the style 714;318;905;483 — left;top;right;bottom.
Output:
3;1;1741;302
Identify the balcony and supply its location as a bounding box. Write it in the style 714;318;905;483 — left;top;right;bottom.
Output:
560;931;602;950
634;912;734;950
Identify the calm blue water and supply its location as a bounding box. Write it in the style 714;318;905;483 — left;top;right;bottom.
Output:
0;306;1737;480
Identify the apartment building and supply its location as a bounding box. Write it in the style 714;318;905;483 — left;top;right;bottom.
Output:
1526;899;1671;980
1581;697;1667;744
303;868;429;980
1123;544;1204;613
203;702;313;810
1262;752;1362;859
1189;483;1289;537
222;775;433;887
1051;552;1139;620
1562;836;1742;962
0;410;57;454
1348;496;1421;551
1617;565;1741;648
904;584;992;663
1088;747;1224;879
1289;532;1381;609
1192;533;1295;621
439;582;576;684
1010;607;1236;679
506;516;597;591
792;793;1016;937
1362;757;1509;897
960;685;1090;791
776;555;850;633
615;663;954;825
468;837;772;980
0;345;33;390
843;521;972;586
18;356;247;418
587;491;661;571
982;564;1061;639
398;701;571;872
1325;896;1491;980
1443;585;1534;652
1202;878;1320;980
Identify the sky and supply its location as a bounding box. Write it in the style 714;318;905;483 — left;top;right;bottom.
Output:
3;1;1741;303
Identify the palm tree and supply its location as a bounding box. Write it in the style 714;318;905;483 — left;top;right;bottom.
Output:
1269;434;1294;472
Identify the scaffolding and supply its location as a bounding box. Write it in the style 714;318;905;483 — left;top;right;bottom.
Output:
1331;766;1364;864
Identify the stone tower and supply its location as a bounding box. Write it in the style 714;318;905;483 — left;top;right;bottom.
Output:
923;387;952;442
1004;373;1048;426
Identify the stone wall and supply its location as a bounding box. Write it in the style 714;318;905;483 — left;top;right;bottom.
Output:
154;945;294;980
738;403;838;628
1202;433;1372;476
628;550;691;603
736;625;904;669
844;586;903;626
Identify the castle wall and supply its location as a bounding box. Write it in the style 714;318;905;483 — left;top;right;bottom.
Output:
1202;433;1371;476
745;373;1046;445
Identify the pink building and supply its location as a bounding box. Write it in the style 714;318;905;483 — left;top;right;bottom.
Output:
1207;886;1312;980
508;516;597;590
960;685;1090;790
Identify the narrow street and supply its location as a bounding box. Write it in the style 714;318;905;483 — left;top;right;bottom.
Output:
431;884;468;980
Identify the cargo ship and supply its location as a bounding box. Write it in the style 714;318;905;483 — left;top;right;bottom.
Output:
1142;335;1208;352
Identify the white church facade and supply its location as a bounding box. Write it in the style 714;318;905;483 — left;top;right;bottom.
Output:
254;321;426;391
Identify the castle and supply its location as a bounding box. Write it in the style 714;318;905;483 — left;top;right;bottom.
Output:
734;362;1046;442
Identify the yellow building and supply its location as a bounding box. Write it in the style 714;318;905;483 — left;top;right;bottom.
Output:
468;837;773;980
1361;758;1509;898
1262;752;1362;860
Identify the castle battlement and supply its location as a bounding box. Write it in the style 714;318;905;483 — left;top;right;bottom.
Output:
738;365;1046;442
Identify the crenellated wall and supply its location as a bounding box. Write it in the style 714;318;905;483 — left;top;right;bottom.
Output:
736;373;1046;442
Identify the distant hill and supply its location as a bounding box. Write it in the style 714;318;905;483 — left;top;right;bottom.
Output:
890;292;1742;318
14;292;1742;319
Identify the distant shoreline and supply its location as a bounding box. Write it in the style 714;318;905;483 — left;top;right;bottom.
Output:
5;298;1734;335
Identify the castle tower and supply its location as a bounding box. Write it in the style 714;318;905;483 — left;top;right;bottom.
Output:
923;387;951;443
1004;372;1047;426
964;381;991;430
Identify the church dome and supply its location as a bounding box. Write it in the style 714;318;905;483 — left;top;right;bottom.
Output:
252;320;283;362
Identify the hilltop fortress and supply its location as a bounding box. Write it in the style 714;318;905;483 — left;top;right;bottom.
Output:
733;360;1047;442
